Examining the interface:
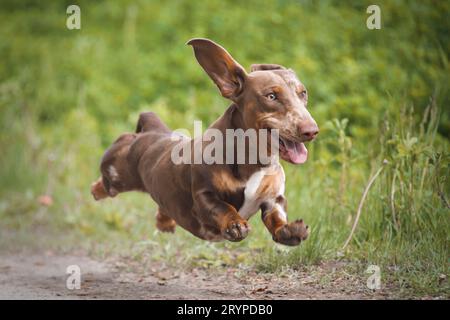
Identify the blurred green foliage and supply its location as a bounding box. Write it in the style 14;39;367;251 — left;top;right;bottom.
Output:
0;0;448;297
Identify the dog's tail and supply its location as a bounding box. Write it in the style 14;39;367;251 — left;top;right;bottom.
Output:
135;112;171;134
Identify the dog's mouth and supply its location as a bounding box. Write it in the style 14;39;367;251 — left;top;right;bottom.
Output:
278;137;308;164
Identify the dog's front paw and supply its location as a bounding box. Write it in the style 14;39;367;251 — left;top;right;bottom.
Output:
273;219;309;246
223;218;250;242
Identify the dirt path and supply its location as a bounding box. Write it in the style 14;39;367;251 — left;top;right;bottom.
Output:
0;251;389;299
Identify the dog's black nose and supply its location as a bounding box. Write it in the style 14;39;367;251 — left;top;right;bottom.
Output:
299;123;319;141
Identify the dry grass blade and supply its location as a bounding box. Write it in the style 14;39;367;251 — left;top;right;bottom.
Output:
342;159;388;250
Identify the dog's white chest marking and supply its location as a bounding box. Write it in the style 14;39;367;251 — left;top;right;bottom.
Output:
238;164;285;220
238;170;266;219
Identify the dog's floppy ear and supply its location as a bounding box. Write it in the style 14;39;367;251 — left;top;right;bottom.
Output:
187;38;247;100
250;64;286;72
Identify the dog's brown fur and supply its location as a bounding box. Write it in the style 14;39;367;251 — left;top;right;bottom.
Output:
91;39;318;246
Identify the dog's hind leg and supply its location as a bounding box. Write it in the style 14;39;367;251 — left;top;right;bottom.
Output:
91;177;109;200
155;208;177;233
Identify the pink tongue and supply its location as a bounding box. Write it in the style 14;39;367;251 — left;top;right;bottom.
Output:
286;141;308;164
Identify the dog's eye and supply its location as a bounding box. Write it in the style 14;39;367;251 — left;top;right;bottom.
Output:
299;90;307;98
266;93;277;101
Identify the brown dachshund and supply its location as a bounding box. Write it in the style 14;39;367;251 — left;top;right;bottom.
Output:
91;39;318;246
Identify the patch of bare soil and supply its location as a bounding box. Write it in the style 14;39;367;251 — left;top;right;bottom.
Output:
0;251;389;299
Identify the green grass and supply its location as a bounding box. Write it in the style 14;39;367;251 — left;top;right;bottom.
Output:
0;0;448;298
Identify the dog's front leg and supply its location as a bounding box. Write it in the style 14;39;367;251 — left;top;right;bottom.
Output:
193;190;250;242
261;197;309;246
